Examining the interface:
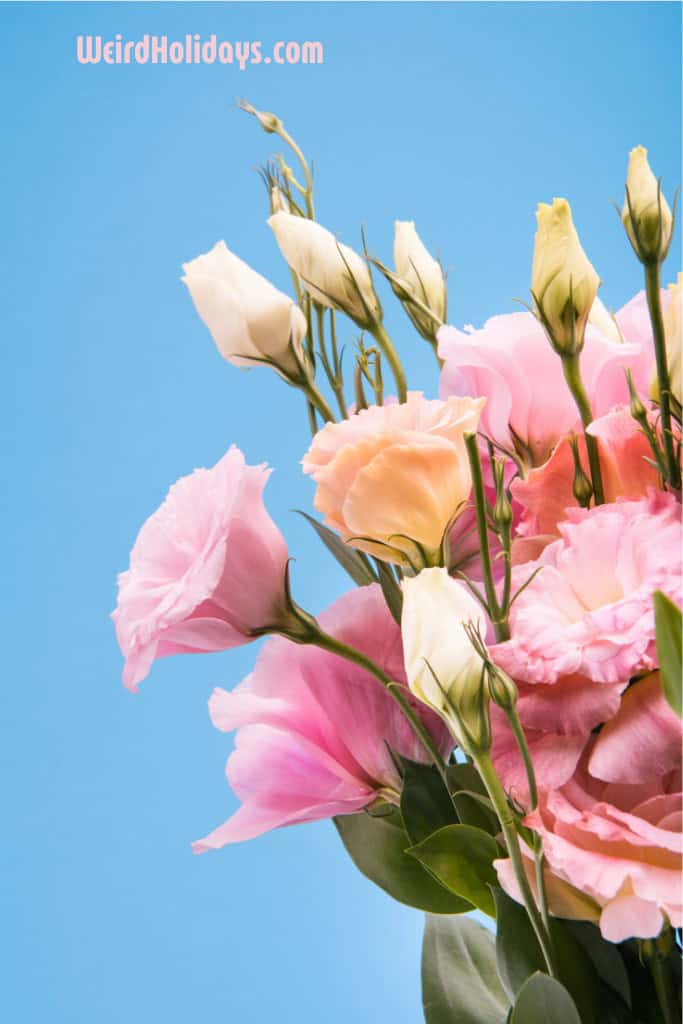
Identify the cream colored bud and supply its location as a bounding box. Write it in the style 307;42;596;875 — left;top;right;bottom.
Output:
589;296;622;344
239;100;282;135
270;185;291;215
622;146;674;264
182;240;306;379
531;198;600;355
268;212;380;328
393;221;446;339
401;568;490;752
650;273;682;406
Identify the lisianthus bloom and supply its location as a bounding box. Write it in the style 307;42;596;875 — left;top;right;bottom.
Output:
496;674;682;942
113;446;290;691
193;585;451;850
512;407;660;539
182;241;307;378
492;491;682;688
651;273;682;406
302;391;484;566
438;296;652;468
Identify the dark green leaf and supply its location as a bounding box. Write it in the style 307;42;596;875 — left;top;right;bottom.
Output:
654;590;682;717
447;761;488;797
452;790;499;836
408;824;499;916
400;757;459;845
375;559;403;624
334;809;471;914
297;511;377;587
510;973;581;1024
493;887;600;1024
563;920;630;1007
422;914;510;1024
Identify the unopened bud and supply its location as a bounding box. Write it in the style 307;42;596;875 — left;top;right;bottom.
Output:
569;437;593;508
487;666;518;712
622;146;674;265
270;185;290;215
239;100;282;135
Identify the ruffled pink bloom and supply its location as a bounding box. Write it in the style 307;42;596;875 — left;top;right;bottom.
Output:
492;491;682;687
438;297;652;467
496;675;682;942
512;407;660;539
113;446;290;691
193;585;452;850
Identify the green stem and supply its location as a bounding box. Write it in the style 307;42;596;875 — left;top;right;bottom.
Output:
302;379;335;423
465;435;509;641
561;354;605;504
643;931;681;1024
475;753;558;979
369;322;407;403
645;262;681;489
315;305;347;418
277;127;315;219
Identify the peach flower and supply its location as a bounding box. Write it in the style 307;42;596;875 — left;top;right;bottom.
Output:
302;391;484;566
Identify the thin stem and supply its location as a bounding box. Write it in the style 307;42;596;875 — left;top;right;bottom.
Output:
277;126;315;219
561;354;605;504
329;312;348;417
643;932;681;1024
369;322;407;403
305;400;318;438
315;305;347;418
465;436;509;641
312;628;449;786
645;262;681;489
506;709;538;810
475;753;558;979
301;378;335;423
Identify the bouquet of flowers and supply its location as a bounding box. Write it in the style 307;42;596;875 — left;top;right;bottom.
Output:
113;103;682;1023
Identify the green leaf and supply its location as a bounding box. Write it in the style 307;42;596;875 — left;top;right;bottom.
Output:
493;888;600;1024
375;559;403;624
452;790;499;836
400;757;459;845
563;920;630;1008
408;824;499;916
654;590;682;717
510;973;581;1024
297;511;377;587
422;914;510;1024
334;809;471;914
447;761;488;797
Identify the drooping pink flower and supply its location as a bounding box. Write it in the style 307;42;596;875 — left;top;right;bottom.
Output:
193;585;452;850
512;407;660;539
492;491;682;687
438;298;652;468
113;446;290;691
496;674;682;942
302;391;484;566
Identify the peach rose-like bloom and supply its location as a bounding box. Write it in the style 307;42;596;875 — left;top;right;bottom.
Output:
496;674;682;942
302;391;484;566
492;491;682;687
113;446;290;691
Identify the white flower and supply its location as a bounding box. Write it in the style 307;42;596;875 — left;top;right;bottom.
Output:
532;198;600;354
182;241;306;378
268;212;380;327
622;146;673;264
401;568;489;751
393;221;446;338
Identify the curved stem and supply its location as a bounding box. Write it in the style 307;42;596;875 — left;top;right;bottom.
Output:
315;305;347;418
369;322;407;403
561;354;605;504
475;753;557;979
302;379;335;424
645;262;681;489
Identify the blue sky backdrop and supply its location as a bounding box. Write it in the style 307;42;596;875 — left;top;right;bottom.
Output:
2;2;681;1021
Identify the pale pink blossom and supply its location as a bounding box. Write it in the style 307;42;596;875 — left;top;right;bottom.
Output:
193;585;451;850
438;296;653;467
113;446;290;691
496;675;682;942
302;391;484;566
492;491;682;687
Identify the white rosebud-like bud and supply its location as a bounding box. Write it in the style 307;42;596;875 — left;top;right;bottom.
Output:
401;568;490;753
270;185;291;215
182;241;306;379
651;273;682;406
392;221;446;340
622;146;674;265
268;212;381;328
531;197;601;355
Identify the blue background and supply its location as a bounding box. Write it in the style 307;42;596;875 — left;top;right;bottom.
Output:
2;2;681;1021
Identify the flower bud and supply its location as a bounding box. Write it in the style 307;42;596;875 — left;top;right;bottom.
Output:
487;665;518;712
401;568;491;753
589;296;622;344
392;221;447;341
269;185;291;215
268;212;381;329
531;198;600;356
182;241;307;380
239;100;282;135
569;437;593;509
622;146;674;265
650;273;682;406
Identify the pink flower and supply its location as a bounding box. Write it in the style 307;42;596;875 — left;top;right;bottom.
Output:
512;407;660;539
492;491;682;687
193;585;452;850
302;391;484;566
496;675;682;942
438;298;652;467
113;446;290;691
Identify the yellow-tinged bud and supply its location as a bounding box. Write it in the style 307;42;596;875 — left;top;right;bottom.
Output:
392;221;447;341
650;273;682;406
531;198;600;356
622;146;674;265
